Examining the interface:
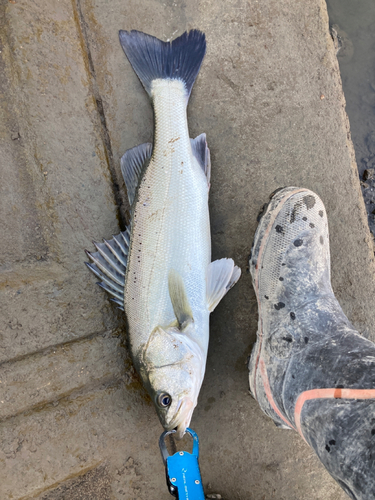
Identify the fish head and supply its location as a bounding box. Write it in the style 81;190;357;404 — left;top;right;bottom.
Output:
142;325;205;439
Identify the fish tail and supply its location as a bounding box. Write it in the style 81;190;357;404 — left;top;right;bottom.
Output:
118;29;206;100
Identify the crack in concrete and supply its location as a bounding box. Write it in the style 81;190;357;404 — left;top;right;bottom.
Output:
17;461;104;500
0;328;124;369
0;374;125;424
71;0;126;230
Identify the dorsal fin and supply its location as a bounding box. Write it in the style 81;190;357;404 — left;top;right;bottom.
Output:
190;133;211;185
206;258;241;312
120;143;152;206
168;269;194;329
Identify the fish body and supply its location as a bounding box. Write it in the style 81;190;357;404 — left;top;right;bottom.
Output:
125;78;210;358
86;30;241;437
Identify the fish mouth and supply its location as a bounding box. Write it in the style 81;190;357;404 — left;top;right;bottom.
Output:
169;397;195;440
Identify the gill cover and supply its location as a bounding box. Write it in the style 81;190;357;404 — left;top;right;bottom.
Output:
143;326;198;369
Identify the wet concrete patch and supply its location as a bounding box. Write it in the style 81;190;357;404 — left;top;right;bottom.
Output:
36;465;112;500
326;0;375;240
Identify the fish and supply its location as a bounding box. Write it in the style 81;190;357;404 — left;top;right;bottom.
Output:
85;29;241;438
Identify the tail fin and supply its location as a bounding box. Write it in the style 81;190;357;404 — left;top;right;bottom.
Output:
119;30;206;99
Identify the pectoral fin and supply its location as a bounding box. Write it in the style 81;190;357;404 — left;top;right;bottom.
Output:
206;258;241;312
168;269;194;329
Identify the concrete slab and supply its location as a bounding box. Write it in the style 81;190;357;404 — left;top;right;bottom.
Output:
0;333;125;420
1;0;374;498
0;0;123;362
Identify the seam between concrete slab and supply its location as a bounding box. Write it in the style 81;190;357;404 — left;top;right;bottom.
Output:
0;373;124;424
0;262;65;289
71;0;125;230
16;461;104;500
0;328;122;369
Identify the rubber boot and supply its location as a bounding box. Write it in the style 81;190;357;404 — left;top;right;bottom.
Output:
248;187;375;500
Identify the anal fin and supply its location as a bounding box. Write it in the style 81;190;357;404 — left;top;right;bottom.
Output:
206;258;241;312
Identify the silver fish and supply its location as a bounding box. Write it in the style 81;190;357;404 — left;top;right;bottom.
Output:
86;30;241;438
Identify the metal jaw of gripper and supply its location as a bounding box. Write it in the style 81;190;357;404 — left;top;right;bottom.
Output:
159;428;205;499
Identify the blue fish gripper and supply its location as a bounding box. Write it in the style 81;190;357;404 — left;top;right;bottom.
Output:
159;428;205;499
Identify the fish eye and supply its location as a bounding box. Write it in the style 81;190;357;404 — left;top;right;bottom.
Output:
158;392;172;407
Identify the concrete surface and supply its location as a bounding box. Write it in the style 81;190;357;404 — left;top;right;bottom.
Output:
1;0;374;498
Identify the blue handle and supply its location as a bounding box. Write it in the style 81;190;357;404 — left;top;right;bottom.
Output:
159;428;205;500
